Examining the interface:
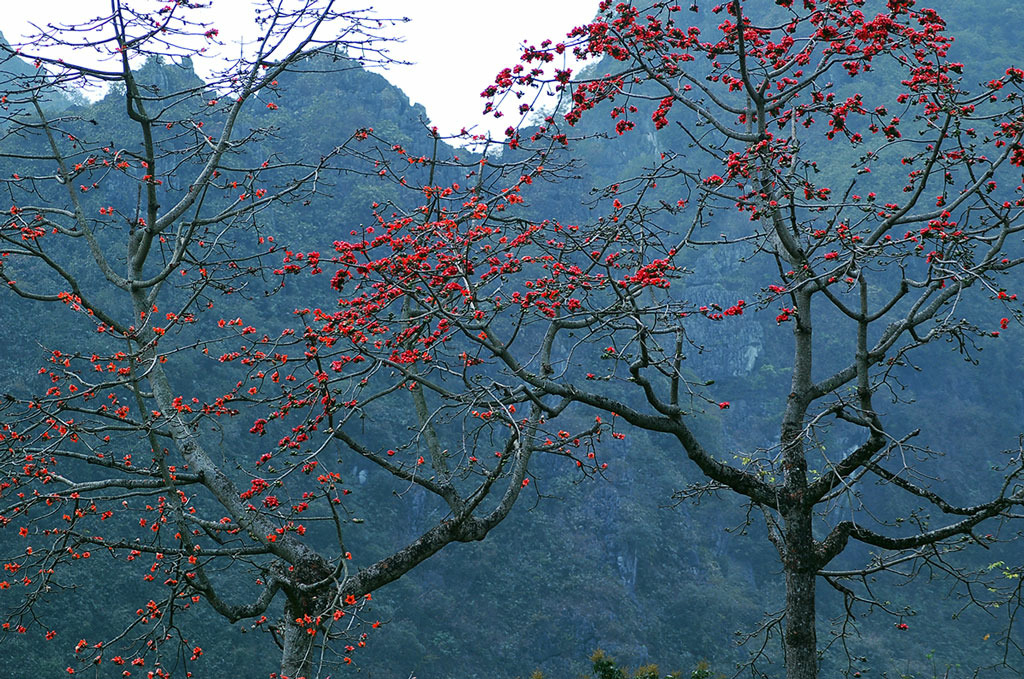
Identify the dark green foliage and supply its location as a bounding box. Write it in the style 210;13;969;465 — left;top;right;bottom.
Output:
586;648;699;679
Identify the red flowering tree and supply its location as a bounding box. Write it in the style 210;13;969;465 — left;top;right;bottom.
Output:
490;1;1024;676
283;1;1024;678
0;4;591;678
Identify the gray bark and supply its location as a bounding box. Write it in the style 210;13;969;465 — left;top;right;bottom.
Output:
280;600;315;679
783;512;818;679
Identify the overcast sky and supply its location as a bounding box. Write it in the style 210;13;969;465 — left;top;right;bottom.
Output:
1;1;596;137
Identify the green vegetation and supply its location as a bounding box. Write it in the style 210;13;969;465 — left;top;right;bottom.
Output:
1;3;1024;678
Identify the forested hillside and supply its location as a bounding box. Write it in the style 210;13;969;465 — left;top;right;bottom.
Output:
1;3;1024;679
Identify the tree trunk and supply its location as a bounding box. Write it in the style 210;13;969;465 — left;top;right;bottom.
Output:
783;510;818;679
280;600;315;679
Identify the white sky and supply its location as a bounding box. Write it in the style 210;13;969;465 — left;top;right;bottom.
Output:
1;1;596;137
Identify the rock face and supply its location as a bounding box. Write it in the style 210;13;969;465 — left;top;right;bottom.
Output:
685;316;764;377
682;283;765;378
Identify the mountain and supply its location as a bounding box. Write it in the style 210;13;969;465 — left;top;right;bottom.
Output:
2;5;1024;677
